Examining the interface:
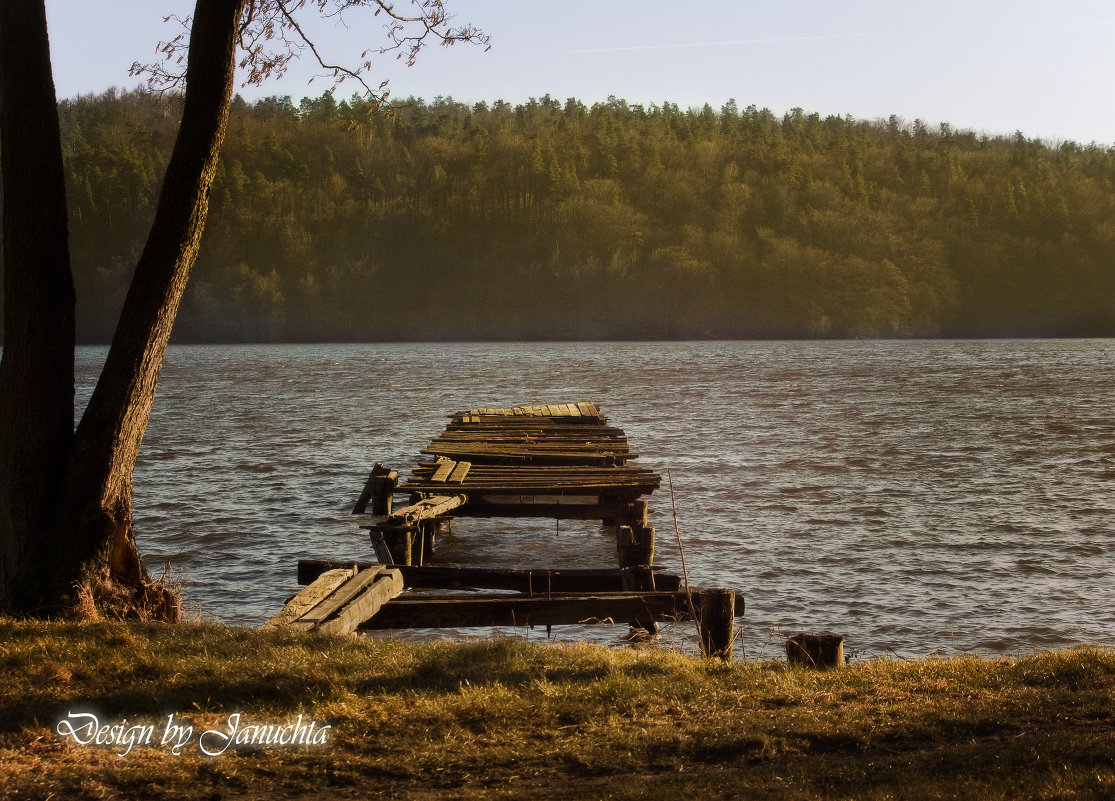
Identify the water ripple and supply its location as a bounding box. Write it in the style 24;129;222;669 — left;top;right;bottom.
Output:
75;339;1115;658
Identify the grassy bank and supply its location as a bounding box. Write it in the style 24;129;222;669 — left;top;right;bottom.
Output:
1;620;1112;800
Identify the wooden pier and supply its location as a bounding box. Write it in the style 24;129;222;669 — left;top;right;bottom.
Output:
268;403;741;658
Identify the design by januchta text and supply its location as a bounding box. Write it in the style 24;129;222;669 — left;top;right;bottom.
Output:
55;712;330;756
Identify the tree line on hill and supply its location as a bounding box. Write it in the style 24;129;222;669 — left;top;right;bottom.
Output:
8;88;1115;341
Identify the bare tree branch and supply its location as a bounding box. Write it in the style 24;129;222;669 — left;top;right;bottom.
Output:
131;0;489;107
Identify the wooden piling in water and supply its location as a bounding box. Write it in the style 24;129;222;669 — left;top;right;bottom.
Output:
353;463;398;515
695;588;736;660
615;524;655;567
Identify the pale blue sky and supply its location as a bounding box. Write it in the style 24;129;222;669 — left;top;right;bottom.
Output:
44;0;1115;144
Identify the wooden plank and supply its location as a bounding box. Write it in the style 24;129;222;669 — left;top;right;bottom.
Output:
577;402;597;417
394;566;670;593
448;501;627;521
387;493;468;525
476;493;599;505
447;461;471;483
423;450;633;468
430;459;456;483
403;475;660;494
547;404;563;417
298;560;679;592
567;403;581;417
358;591;723;630
316;568;405;635
262;567;356;629
289;567;385;630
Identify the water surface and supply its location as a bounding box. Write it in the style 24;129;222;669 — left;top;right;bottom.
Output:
76;340;1115;659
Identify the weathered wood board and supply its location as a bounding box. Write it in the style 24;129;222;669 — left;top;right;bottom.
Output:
264;566;404;635
297;559;679;592
357;590;739;632
262;567;355;629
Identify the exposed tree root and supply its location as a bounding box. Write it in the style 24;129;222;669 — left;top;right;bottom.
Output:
73;564;181;623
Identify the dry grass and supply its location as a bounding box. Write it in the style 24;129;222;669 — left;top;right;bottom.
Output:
72;564;182;623
0;619;1112;800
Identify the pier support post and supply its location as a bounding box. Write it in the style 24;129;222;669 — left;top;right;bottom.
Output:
695;589;735;661
373;527;415;565
415;520;440;566
369;531;392;565
616;524;654;567
353;463;398;515
370;466;398;516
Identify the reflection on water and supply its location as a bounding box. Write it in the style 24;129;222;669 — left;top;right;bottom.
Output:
76;339;1115;659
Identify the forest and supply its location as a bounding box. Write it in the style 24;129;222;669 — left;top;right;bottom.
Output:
8;88;1115;340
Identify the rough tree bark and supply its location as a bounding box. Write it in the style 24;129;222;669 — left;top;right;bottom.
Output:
0;0;76;611
49;0;245;609
0;0;244;614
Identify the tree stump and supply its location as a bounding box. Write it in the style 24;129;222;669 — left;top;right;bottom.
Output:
786;633;844;668
695;589;735;660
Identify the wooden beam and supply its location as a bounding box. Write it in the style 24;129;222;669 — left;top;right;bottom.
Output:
288;567;387;631
301;560;678;591
353;463;397;515
358;591;705;630
616;524;655;567
262;567;355;629
386;494;467;525
449;500;627;521
316;568;405;636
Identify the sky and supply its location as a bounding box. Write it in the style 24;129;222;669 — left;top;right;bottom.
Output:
43;0;1115;145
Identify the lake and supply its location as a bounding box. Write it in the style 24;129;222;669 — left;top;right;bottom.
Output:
76;339;1115;660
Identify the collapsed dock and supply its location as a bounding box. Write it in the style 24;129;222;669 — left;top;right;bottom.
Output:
267;402;742;658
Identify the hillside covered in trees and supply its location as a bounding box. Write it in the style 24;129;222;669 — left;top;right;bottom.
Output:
14;89;1115;340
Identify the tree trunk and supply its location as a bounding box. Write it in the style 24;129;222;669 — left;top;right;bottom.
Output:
0;0;76;612
46;0;245;606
